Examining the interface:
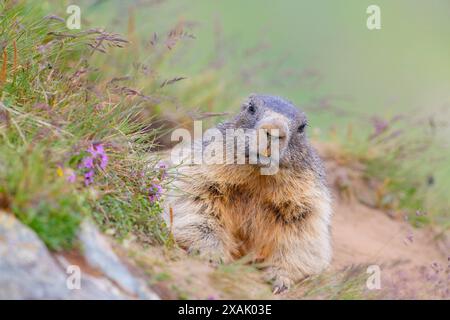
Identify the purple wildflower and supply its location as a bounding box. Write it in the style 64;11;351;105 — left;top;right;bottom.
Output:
156;160;168;180
84;170;95;186
370;116;389;139
79;143;108;186
83;156;94;169
87;143;108;169
67;172;77;183
148;182;163;203
415;210;427;216
404;232;414;245
431;262;442;273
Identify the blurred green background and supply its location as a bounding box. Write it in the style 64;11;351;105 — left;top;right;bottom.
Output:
45;0;449;214
65;0;450;121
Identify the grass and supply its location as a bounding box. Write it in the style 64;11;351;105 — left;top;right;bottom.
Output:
0;145;87;250
287;265;378;299
210;260;273;299
323;113;449;230
0;1;178;250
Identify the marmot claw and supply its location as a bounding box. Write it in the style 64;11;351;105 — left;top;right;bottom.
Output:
272;275;292;294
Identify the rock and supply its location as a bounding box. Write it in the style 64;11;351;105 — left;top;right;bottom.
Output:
54;253;132;300
0;211;71;299
77;220;159;300
0;211;159;300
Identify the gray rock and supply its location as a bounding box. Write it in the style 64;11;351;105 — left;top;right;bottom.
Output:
0;211;72;299
53;254;127;299
78;220;159;300
0;211;159;300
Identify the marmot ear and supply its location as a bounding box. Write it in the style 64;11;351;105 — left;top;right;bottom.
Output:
247;93;257;102
241;93;256;110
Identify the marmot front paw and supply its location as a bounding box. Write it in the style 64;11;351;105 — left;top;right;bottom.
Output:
265;267;293;294
272;276;292;294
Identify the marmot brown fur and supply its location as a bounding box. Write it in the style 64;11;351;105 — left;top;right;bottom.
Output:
164;94;332;293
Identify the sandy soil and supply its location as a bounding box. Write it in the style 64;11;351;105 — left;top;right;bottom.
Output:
329;195;448;299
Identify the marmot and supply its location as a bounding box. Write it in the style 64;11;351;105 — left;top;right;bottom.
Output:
164;94;332;293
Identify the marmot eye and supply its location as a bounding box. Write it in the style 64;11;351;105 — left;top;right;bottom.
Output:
298;123;306;133
247;102;256;114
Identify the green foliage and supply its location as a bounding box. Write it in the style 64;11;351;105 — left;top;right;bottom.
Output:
336;115;447;228
18;199;84;251
0;146;85;250
93;194;168;244
0;1;171;250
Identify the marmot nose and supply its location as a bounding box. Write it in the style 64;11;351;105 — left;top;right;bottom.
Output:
257;121;288;139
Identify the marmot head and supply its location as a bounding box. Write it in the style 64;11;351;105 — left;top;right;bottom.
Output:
228;94;316;171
